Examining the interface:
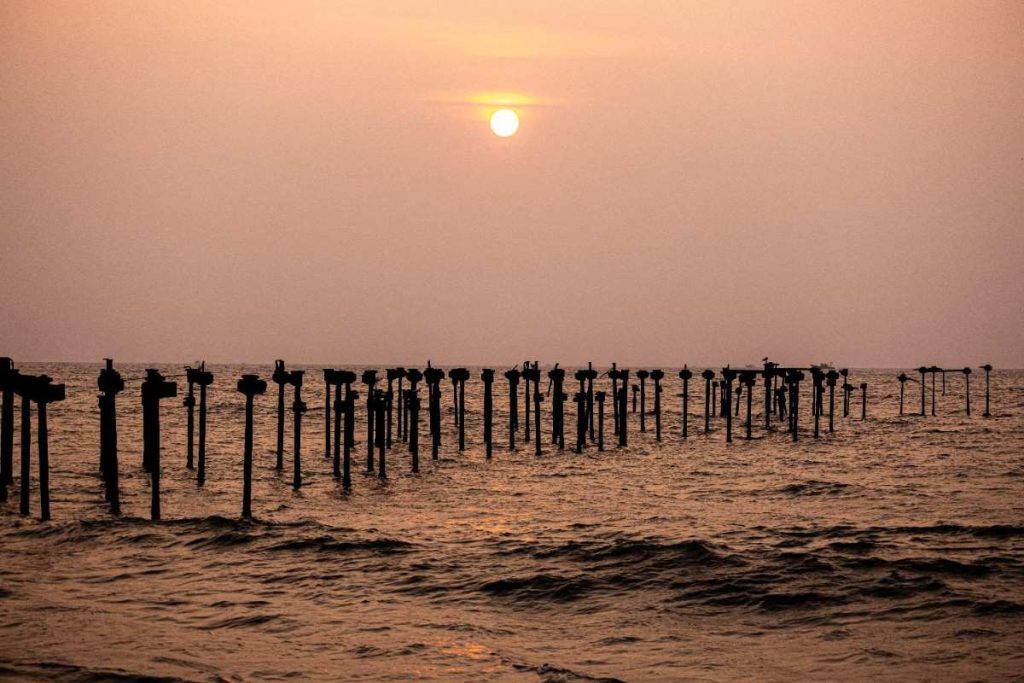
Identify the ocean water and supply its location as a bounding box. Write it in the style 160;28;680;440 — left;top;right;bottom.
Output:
1;363;1022;682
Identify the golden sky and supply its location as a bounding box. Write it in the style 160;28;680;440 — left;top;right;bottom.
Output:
1;1;1022;365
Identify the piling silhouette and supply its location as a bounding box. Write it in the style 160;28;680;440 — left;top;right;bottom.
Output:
678;366;692;438
609;364;620;436
787;371;803;442
810;368;823;439
449;368;470;451
522;362;534;442
0;359;15;503
734;383;742;418
981;364;992;417
762;362;777;430
636;370;648;433
323;369;332;458
595;391;606;451
826;370;839;433
721;369;736;443
574;391;586;453
342;372;359;488
362;369;378;469
482;369;494;459
424;364;445;459
861;382;868;420
918;366;927;416
141;369;177;520
15;374;66;521
585;363;597;441
386;368;401;450
407;388;421;472
272;360;288;470
651;369;664;441
742;371;755;440
396;368;407;443
897;373;908;415
962;367;972;415
548;366;566;450
776;381;787;420
632;384;639;415
289;370;306;489
505;368;520;451
842;382;853;418
17;376;30;515
237;374;267;519
375;389;386;479
324;371;342;478
929;366;939;416
184;370;196;469
701;369;714;433
533;381;544;457
186;363;213;485
617;370;629;447
97;359;124;514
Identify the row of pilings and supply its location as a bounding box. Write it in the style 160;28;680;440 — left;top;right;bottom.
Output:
0;357;996;521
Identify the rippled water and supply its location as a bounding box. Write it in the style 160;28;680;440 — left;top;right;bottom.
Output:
1;363;1022;681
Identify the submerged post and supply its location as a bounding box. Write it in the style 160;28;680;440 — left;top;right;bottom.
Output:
424;365;445;460
342;374;358;489
290;370;306;490
0;359;15;501
272;360;288;471
981;364;992;417
897;373;908;416
861;382;868;420
375;390;386;479
237;374;267;519
362;369;378;470
918;366;927;416
574;391;585;453
595;391;605;451
610;363;620;436
324;369;332;458
187;363;213;486
547;366;566;449
20;375;65;521
826;370;838;433
408;388;421;473
810;368;823;439
505;368;520;451
97;359;124;514
184;369;196;469
651;369;664;441
679;366;692;439
618;370;630;447
636;370;649;433
533;383;543;457
482;368;494;459
962;367;972;416
702;369;714;434
141;369;177;521
449;368;470;452
742;371;755;440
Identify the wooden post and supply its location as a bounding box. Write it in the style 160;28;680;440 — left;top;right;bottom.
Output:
272;360;288;471
290;370;306;490
482;369;494;459
679;366;692;439
237;374;267;519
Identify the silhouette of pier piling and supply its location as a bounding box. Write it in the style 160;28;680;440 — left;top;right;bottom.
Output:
0;359;17;504
141;369;177;520
272;360;288;470
678;366;692;438
595;391;606;451
547;366;566;450
981;364;992;417
289;370;306;489
617;370;629;447
962;367;972;415
424;365;445;459
651;370;664;441
636;370;648;433
362;369;379;469
407;388;421;472
237;374;267;518
860;382;868;420
186;363;213;485
97;359;124;514
449;368;470;451
702;369;714;433
505;368;520;451
482;369;494;459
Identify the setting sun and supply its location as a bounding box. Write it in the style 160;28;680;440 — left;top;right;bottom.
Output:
489;109;519;137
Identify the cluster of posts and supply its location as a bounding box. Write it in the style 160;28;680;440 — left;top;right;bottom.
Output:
0;357;996;522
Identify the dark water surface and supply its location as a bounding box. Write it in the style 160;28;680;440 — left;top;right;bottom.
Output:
1;364;1022;681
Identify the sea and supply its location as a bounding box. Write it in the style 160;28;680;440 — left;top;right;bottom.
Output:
1;363;1021;682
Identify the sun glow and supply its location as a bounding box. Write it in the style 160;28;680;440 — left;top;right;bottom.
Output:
489;109;520;137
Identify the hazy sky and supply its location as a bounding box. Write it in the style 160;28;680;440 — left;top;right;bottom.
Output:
2;1;1022;367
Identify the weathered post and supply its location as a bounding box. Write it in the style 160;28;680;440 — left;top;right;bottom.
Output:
962;367;972;416
97;359;124;514
929;366;939;416
290;370;306;490
25;375;65;521
548;366;566;449
981;364;992;417
860;382;868;420
742;371;755;440
342;375;358;489
362;369;378;470
184;368;196;469
918;366;927;416
237;374;267;519
734;383;742;418
533;382;544;457
188;363;213;486
16;375;31;516
0;359;15;501
762;362;776;430
826;370;839;433
424;365;445;460
897;373;908;416
632;384;639;415
395;367;406;443
618;370;630;447
840;369;849;417
651;369;664;441
573;391;585;453
585;363;597;441
636;370;649;433
323;368;332;458
141;369;177;520
449;368;470;452
324;370;342;478
386;368;399;450
595;391;606;451
408;389;421;473
375;389;386;479
702;369;714;433
810;368;823;439
678;366;692;439
523;362;533;442
788;370;803;442
610;363;620;436
272;360;288;471
482;368;494;459
505;368;520;451
722;368;735;443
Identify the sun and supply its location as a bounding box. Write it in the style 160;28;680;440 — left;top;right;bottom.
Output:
489;109;520;137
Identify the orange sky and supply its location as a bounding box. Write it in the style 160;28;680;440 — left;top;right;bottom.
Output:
1;1;1022;366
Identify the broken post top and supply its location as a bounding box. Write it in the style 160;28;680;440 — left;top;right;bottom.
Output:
361;369;378;386
650;370;664;381
423;367;445;384
504;368;521;382
449;368;470;382
287;370;305;387
481;369;494;382
272;360;289;385
97;360;125;396
186;365;214;387
142;369;177;400
701;369;715;381
679;367;693;381
237;374;267;396
20;374;67;404
522;367;541;382
405;368;423;384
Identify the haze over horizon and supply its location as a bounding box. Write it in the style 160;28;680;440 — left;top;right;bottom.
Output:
2;1;1022;367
